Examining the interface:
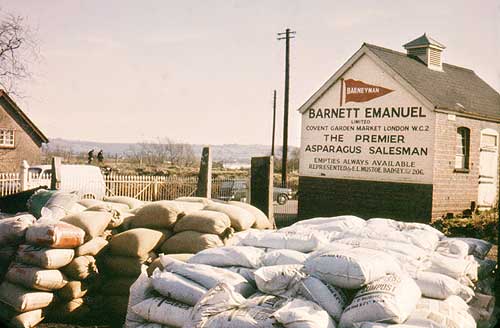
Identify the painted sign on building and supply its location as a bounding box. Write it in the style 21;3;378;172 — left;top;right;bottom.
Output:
299;54;435;184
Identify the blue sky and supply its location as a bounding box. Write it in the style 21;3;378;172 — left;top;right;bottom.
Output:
3;0;499;146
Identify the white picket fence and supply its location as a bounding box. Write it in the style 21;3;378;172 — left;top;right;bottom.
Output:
105;174;199;201
0;172;20;196
0;172;53;197
0;171;247;202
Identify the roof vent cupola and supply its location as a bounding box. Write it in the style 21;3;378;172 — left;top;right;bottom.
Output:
403;34;445;71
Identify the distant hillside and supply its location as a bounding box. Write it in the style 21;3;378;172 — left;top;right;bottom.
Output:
46;138;298;164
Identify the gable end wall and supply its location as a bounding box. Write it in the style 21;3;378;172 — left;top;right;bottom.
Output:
0;102;42;172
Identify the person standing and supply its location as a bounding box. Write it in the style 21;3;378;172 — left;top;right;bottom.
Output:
97;150;104;163
88;149;94;164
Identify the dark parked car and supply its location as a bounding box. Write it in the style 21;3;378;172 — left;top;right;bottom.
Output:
219;180;294;205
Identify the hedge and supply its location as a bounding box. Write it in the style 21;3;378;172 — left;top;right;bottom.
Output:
431;210;498;244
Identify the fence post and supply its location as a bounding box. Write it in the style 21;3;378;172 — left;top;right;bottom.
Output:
50;157;62;190
251;156;275;228
196;147;212;198
19;160;29;191
153;176;159;201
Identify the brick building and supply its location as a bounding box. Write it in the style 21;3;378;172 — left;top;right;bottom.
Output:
298;34;500;222
0;90;48;172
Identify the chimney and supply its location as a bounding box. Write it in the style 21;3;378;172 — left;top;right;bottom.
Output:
403;34;445;71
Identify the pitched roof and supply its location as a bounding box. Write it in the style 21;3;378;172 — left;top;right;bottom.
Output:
0;90;49;144
297;42;500;122
365;43;500;121
403;34;446;49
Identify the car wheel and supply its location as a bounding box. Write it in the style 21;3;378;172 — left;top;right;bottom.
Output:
277;193;288;205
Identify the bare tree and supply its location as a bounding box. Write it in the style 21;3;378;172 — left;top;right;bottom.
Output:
0;11;38;96
128;137;196;166
41;144;75;164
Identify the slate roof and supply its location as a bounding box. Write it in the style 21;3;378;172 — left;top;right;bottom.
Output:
365;43;500;121
0;90;48;145
403;34;446;49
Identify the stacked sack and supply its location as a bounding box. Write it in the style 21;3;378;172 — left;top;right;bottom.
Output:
45;209;115;323
121;197;272;255
99;228;165;321
0;220;85;328
123;215;495;328
48;195;141;325
0;213;37;282
125;255;256;328
27;190;80;221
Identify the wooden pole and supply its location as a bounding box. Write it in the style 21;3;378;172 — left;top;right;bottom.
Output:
196;147;212;198
50;157;62;190
271;90;277;156
277;28;295;187
251;156;275;228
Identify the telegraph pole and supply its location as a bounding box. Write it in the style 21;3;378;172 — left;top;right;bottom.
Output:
278;28;295;187
271;90;277;156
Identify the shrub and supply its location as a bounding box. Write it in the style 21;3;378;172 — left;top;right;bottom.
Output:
431;210;498;244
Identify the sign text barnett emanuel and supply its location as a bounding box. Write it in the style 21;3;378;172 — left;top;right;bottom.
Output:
300;79;434;184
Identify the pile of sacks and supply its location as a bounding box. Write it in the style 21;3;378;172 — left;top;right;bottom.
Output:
0;219;86;328
91;196;272;321
0;192;145;327
123;197;272;254
99;228;164;318
125;215;497;328
0;189;274;327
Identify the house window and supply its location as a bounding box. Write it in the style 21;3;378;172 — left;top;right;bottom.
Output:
0;129;15;147
455;127;470;171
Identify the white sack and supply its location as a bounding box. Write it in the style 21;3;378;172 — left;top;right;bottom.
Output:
282;215;366;234
339;273;421;328
435;238;470;259
427;253;478;282
365;218;402;230
407;296;476;328
273;298;336;328
125;273;155;328
261;249;308;266
187;246;265;268
335;237;428;260
400;222;444;239
399;229;440;251
160;255;254;297
247;292;288;309
184;282;278;328
223;267;256;285
132;297;192;327
235;230;327;252
304;247;401;289
412;271;474;301
342;228;438;252
0;214;36;246
299;276;347;321
151;269;207;306
254;265;305;296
